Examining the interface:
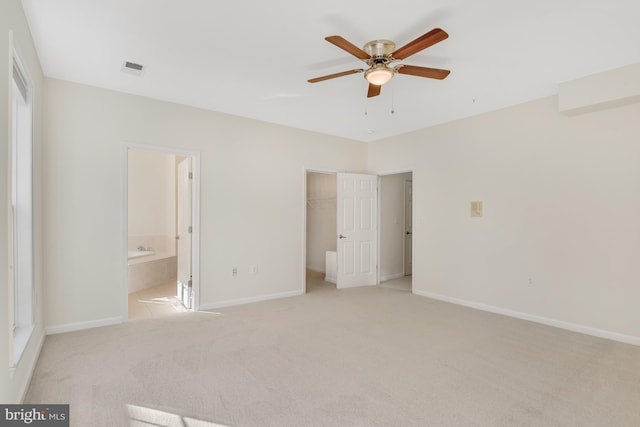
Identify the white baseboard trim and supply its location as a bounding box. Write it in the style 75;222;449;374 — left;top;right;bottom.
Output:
380;273;405;282
46;316;123;335
414;290;640;347
199;290;304;311
325;275;336;284
306;266;324;274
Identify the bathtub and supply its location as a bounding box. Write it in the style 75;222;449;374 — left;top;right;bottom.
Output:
128;250;155;260
127;251;177;293
127;235;177;293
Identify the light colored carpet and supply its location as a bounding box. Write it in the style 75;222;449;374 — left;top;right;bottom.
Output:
25;273;640;426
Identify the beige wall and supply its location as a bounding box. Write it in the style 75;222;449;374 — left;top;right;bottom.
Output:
0;0;45;403
42;78;368;327
369;96;640;341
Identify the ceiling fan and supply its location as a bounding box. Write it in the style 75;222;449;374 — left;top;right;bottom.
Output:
308;28;450;98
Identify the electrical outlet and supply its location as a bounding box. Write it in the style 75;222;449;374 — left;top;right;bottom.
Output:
232;267;238;276
527;278;534;287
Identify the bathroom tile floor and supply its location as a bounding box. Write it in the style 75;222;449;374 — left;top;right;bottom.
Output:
128;281;188;320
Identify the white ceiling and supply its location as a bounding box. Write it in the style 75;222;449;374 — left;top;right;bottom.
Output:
20;0;640;142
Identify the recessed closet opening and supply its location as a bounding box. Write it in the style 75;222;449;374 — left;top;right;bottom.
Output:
305;171;337;293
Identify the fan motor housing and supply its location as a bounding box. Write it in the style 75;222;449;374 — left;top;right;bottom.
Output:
363;40;396;58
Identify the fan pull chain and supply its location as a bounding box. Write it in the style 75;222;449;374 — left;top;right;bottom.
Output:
391;88;395;114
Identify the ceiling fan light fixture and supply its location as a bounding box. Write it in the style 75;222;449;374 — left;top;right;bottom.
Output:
308;28;450;98
365;64;394;86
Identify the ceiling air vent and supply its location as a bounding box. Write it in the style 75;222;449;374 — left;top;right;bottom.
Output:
121;61;145;76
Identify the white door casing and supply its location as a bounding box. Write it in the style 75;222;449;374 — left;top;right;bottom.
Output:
337;173;378;288
177;158;192;308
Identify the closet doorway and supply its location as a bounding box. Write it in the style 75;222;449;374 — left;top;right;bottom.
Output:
304;170;379;292
305;171;337;292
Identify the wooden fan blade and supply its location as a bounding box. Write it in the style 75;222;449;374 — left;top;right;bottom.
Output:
325;35;370;60
392;28;448;60
367;83;381;98
308;69;364;83
396;65;450;80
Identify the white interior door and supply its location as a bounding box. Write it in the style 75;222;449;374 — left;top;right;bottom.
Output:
336;173;377;288
404;180;413;276
177;158;192;308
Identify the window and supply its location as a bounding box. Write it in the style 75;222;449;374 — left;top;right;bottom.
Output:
9;55;34;366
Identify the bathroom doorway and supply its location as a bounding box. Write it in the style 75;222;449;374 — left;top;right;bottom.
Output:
123;145;200;320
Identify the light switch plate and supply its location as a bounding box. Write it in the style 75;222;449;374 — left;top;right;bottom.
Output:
471;201;483;217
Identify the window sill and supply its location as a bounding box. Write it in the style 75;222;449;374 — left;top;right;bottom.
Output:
12;324;34;367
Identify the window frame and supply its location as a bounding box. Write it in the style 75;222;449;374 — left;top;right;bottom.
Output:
8;50;35;367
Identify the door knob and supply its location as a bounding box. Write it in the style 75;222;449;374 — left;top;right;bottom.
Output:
338;234;347;239
406;231;412;235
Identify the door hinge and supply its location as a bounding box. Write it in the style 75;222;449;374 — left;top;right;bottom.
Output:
188;226;192;233
188;172;193;179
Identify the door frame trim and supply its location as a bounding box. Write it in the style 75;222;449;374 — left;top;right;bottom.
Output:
122;143;201;318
